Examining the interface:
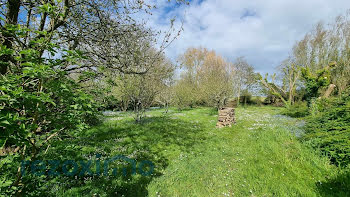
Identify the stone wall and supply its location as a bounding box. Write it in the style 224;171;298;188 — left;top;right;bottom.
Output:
216;107;236;128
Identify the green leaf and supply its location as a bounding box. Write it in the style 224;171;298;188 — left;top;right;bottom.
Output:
0;120;10;125
2;180;13;187
22;62;34;67
0;139;6;149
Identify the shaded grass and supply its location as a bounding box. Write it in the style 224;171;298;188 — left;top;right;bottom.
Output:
38;106;347;196
42;108;214;196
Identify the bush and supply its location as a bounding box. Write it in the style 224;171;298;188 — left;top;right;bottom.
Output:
250;96;263;106
239;91;252;105
302;89;350;167
309;97;338;116
281;102;309;118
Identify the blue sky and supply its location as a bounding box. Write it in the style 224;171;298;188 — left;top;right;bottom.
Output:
143;0;350;75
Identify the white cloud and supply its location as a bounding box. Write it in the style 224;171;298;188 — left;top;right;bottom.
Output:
143;0;350;74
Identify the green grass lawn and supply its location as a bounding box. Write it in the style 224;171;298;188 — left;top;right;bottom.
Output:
43;106;348;196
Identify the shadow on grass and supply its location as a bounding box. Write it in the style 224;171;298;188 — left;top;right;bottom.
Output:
39;115;207;196
316;169;350;197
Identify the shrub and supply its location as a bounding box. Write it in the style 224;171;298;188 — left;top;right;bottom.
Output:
281;102;309;118
246;96;264;106
240;91;252;105
309;97;338;116
302;89;350;167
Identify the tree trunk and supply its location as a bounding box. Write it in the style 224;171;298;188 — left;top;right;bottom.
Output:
0;0;21;74
121;99;129;112
165;102;169;113
323;84;336;98
236;88;241;106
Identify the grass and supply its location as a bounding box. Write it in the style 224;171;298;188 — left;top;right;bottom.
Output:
40;106;348;196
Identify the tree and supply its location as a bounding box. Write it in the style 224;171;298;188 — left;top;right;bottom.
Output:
108;51;175;122
232;57;256;106
300;62;336;105
267;12;350;107
0;1;187;194
173;47;208;108
0;27;98;195
259;73;289;106
284;12;350;97
278;57;301;105
156;76;175;113
198;51;234;109
174;47;235;109
0;0;186;76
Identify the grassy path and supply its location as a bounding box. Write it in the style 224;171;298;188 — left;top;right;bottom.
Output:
147;107;337;196
50;106;340;196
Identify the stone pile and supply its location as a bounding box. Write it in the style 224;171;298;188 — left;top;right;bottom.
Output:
216;107;236;128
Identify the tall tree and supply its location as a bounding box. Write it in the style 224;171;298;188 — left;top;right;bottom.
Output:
174;47;236;109
232;57;256;106
278;57;301;105
198;51;234;109
108;50;175;122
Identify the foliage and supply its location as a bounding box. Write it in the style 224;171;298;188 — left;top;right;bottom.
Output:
173;48;258;109
249;96;264;106
174;47;237;109
233;57;258;106
281;101;309;118
300;65;334;105
270;12;350;107
0;25;99;195
173;79;199;109
303;89;350;167
198;51;234;109
106;51;175;122
239;89;252;105
275;12;350;172
173;47;208;109
0;0;185;76
0;0;185;193
292;17;350;96
259;73;289;106
279;57;302;105
278;13;350;100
